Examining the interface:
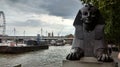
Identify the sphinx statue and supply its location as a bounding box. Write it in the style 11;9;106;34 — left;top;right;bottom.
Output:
66;4;113;62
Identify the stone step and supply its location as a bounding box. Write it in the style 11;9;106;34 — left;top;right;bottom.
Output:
62;57;116;67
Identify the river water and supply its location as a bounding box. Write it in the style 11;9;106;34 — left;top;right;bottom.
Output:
0;46;71;67
0;46;119;67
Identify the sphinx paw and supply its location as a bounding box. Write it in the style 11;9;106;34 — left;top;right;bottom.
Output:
66;48;84;60
97;54;114;62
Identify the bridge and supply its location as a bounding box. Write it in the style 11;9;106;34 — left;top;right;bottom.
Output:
0;36;73;44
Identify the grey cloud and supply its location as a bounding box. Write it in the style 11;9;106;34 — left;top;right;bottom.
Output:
0;0;82;36
7;19;65;29
2;0;82;19
43;0;82;18
7;20;40;27
3;0;48;14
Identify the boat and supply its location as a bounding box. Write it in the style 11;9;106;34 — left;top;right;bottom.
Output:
55;39;66;46
0;39;49;54
0;45;48;54
0;34;49;54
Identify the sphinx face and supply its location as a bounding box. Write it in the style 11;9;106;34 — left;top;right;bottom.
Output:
81;5;98;24
80;5;99;31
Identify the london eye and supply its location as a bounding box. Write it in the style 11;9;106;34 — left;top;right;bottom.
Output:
0;11;6;36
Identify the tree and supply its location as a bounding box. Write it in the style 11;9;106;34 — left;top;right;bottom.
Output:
79;0;120;45
65;34;74;38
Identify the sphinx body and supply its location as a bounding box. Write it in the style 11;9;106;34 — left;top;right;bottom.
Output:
66;4;113;62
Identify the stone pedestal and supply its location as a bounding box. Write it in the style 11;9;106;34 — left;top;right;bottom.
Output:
62;57;116;67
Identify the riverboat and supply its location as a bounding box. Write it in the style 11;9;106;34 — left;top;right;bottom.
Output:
0;44;48;53
0;34;49;54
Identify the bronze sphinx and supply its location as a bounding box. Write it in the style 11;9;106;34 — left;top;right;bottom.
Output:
66;4;113;62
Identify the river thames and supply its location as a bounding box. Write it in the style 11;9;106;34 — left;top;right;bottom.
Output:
0;45;119;67
0;46;71;67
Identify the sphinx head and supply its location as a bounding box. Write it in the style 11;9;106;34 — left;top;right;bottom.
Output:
81;4;98;24
73;4;104;32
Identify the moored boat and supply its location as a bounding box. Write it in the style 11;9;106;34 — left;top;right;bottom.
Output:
0;45;48;53
0;34;49;54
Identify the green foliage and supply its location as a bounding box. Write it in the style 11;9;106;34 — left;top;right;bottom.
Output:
79;0;120;45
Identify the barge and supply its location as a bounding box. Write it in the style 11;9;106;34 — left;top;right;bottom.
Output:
0;45;48;53
0;34;49;53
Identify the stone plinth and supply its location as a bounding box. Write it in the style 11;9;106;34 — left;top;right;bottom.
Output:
62;57;115;67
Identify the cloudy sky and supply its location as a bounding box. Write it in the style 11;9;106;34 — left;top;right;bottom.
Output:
0;0;83;36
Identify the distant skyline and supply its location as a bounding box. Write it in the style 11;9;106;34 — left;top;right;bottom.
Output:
0;0;83;36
